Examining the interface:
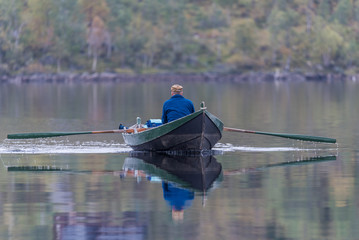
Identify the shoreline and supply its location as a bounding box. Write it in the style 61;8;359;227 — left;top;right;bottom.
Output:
0;71;354;84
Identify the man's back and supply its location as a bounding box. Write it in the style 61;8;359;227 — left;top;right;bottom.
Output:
162;92;195;124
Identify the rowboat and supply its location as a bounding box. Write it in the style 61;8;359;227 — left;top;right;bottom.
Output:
123;152;223;192
122;106;224;152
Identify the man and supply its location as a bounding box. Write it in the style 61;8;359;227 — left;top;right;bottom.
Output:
162;84;195;124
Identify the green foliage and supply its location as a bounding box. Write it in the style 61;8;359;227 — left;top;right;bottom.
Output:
234;19;258;56
310;18;344;67
333;0;353;25
196;3;228;29
318;0;332;21
22;0;56;50
52;0;85;70
2;0;359;73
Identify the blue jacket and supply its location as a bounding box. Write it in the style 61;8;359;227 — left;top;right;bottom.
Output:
162;182;194;210
162;94;195;124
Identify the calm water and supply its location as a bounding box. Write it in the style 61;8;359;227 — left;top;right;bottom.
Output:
0;80;357;239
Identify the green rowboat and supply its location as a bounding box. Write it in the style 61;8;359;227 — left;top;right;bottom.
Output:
122;108;224;152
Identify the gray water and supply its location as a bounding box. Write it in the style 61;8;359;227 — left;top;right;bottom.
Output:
0;80;356;240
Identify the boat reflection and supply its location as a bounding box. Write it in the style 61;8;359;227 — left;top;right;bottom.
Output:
123;152;223;191
123;152;223;220
223;155;337;176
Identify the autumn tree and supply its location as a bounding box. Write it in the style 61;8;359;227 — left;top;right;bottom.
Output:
87;15;107;71
0;0;25;71
22;0;55;52
79;0;110;71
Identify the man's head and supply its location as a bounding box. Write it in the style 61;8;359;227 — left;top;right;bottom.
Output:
171;84;183;95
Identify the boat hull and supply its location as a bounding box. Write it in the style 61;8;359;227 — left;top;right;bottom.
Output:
122;109;223;151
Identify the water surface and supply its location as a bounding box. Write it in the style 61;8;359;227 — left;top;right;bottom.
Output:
0;80;356;239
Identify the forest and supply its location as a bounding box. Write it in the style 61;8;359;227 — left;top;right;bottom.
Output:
0;0;358;75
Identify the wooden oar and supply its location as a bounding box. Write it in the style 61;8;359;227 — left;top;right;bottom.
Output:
223;127;336;144
7;128;148;139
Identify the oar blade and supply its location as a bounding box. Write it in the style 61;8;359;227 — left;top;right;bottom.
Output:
7;131;92;139
223;127;336;144
256;131;337;144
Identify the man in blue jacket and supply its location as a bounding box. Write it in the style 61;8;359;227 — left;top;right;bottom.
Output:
162;84;195;124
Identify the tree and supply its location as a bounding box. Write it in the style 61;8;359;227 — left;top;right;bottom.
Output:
234;19;257;56
267;4;299;70
52;0;84;72
333;0;353;25
318;0;332;21
0;0;25;71
79;0;110;71
21;0;55;51
354;0;359;22
78;0;109;25
311;19;344;67
87;15;107;71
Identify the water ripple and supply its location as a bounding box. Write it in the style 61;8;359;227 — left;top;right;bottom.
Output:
0;141;337;154
213;143;338;153
0;139;132;154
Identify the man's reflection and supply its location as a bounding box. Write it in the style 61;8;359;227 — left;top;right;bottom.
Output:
162;182;194;221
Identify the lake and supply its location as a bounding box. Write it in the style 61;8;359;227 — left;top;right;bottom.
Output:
0;79;357;240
